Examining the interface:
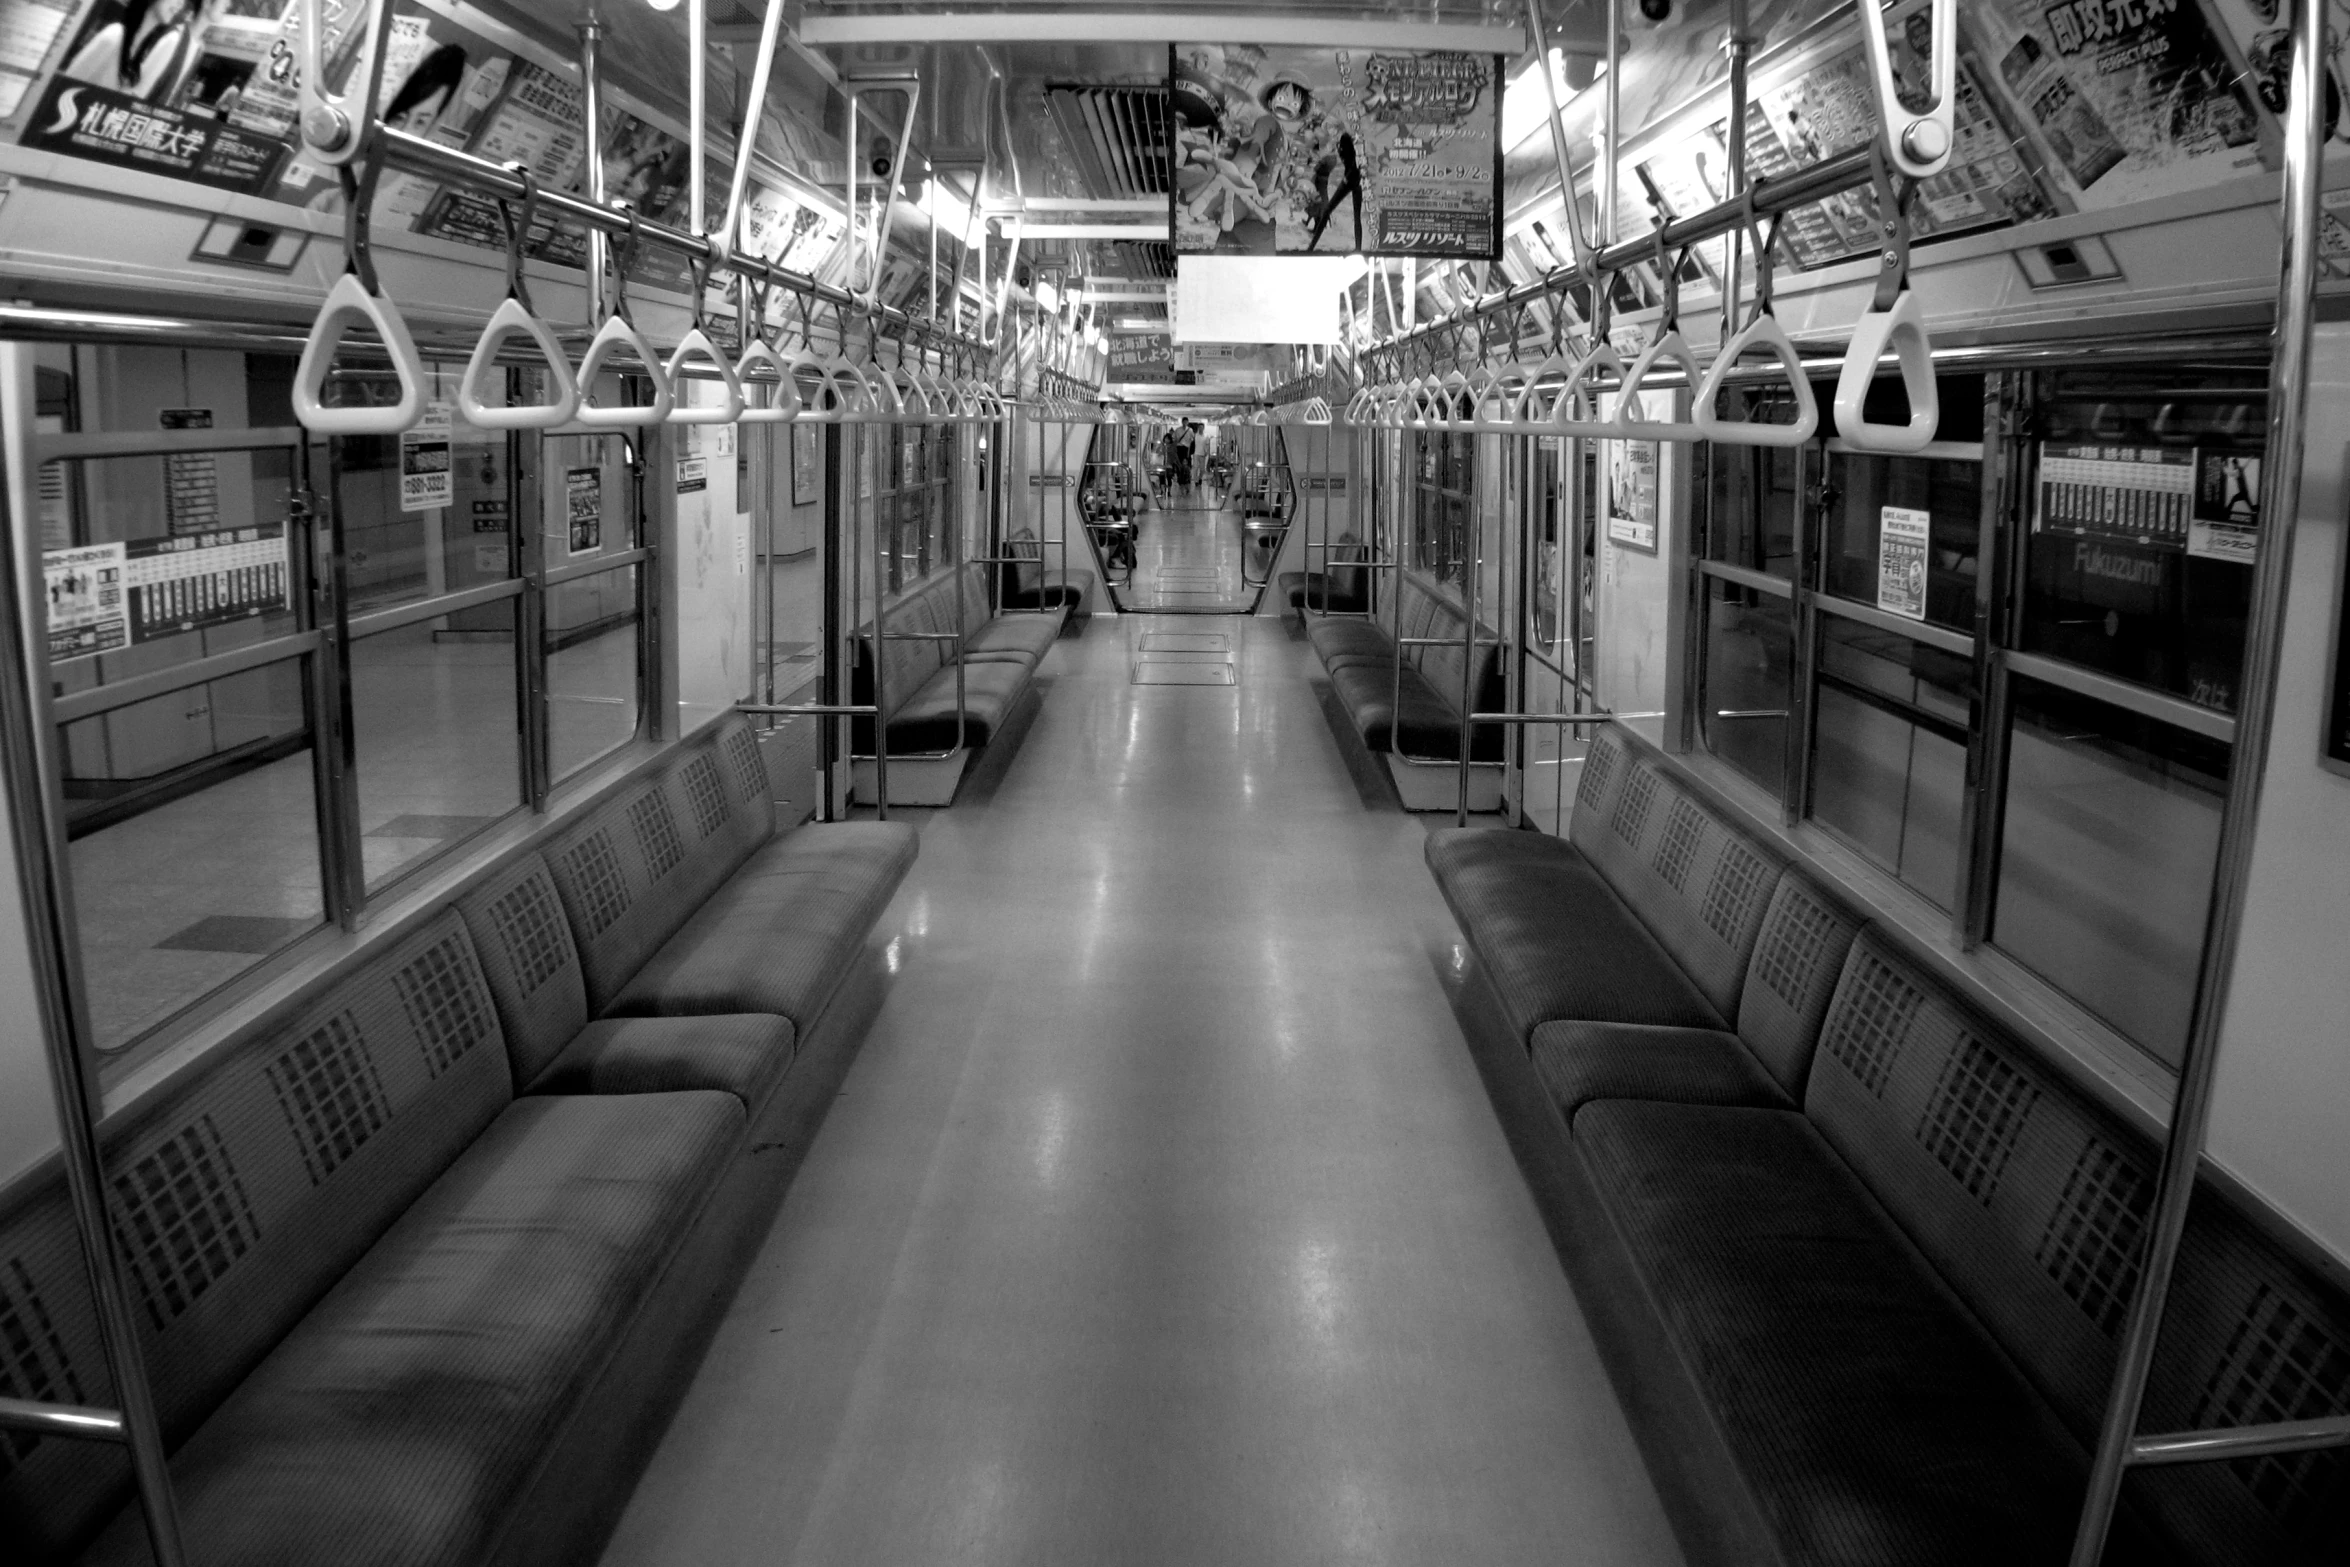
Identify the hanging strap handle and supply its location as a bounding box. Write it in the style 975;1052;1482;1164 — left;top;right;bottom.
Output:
458;167;580;430
293;137;429;434
297;0;390;166
1858;0;1957;180
575;208;676;428
1692;207;1818;448
1611;240;1707;443
737;277;799;424
665;256;746;425
1832;141;1939;453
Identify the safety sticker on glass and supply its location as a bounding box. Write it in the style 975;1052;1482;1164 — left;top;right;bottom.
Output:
1877;506;1931;622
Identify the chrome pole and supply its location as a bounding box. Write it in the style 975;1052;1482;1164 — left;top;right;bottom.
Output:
0;346;189;1566
686;0;707;236
2066;0;2327;1559
578;16;607;321
1601;0;1622;250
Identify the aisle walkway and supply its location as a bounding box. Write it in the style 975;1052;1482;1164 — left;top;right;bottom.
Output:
1120;489;1256;613
601;615;1683;1567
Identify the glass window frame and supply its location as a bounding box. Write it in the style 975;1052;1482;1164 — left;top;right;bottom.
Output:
1685;359;2256;1071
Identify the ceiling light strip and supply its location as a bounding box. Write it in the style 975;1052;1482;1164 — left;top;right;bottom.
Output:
801;12;1526;51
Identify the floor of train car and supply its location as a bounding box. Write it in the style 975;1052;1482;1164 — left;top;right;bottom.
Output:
1113;481;1262;614
597;605;1686;1567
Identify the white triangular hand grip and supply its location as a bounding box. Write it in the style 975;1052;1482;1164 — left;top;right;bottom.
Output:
294;272;430;435
1832;291;1938;454
1612;328;1708;443
664;328;745;424
457;296;579;431
574;314;675;427
1510;352;1578;425
1302;395;1332;427
1551;343;1626;438
782;352;838;423
735;340;798;423
852;363;903;423
1693;315;1819;449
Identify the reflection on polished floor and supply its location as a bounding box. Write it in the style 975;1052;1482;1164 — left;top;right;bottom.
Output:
601;613;1683;1567
1119;488;1259;614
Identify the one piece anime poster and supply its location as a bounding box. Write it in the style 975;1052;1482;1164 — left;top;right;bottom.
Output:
1969;0;2264;209
1169;43;1501;258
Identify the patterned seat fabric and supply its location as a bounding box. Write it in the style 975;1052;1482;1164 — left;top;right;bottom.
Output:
0;912;513;1555
849;565;1057;755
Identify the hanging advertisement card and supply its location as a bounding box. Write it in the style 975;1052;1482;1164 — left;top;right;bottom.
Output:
1170;43;1500;257
43;540;125;660
20;73;286;191
399;403;453;512
565;466;602;556
1970;0;2262;210
1108;334;1178;383
1876;507;1931;621
1604;392;1662;554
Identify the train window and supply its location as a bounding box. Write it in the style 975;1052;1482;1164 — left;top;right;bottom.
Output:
2017;376;2263;714
1698;577;1792;795
1820;452;1981;634
541;428;646;784
1992;678;2227;1067
1810;618;1970;911
1698;395;1801;578
1408;421;1474;590
350;606;525;891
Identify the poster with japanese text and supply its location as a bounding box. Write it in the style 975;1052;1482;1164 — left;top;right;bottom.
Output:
1969;0;2264;209
1170;43;1500;257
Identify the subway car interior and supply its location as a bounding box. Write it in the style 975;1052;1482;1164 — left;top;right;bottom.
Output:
1;0;2348;1562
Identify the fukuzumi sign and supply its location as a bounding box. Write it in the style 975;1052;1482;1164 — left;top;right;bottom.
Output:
1169;43;1502;259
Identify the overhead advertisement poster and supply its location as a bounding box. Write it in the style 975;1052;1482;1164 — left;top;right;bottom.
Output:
1969;0;2264;210
1108;334;1176;383
1169;43;1500;258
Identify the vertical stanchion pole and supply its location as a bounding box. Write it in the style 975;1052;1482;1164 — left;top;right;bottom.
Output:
578;18;607;320
867;418;889;817
0;345;189;1567
2066;0;2325;1559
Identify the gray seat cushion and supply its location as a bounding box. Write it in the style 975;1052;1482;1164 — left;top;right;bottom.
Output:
1309;618;1400;673
1529;1020;1791;1121
524;1014;794;1110
606;822;917;1028
963;614;1062;664
82;1092;741;1567
1425;828;1724;1041
1573;1100;2124;1567
862;659;1031;754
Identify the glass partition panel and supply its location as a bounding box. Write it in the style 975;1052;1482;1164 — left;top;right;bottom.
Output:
1810;617;1970;910
1698;403;1801;577
548;563;643;783
66;655;324;1051
1699;576;1792;795
1993;676;2226;1067
350;612;523;892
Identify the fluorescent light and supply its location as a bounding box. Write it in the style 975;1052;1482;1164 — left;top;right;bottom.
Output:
1501;50;1600;152
1034;279;1061;312
915;183;978;247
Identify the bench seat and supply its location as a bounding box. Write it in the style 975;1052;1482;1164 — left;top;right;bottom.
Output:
963;613;1064;664
860;658;1031;755
82;1091;742;1567
527;1014;795;1106
1572;1099;2115;1567
608;822;919;1026
1303;616;1393;671
1426;827;1723;1039
1530;1021;1791;1122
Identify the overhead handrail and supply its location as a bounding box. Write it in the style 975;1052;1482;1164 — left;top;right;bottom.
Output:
457;167;579;430
1509;297;1583;425
735;279;799;425
575;209;675;427
1611;236;1709;443
1857;0;1957;180
1832;143;1939;453
292;128;428;433
1692;207;1819;448
664;259;746;425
